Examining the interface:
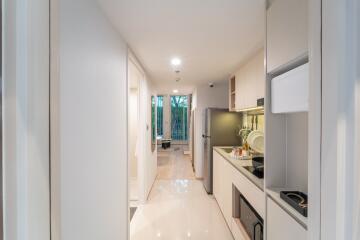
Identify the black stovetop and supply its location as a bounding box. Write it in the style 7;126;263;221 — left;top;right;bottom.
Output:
243;166;264;179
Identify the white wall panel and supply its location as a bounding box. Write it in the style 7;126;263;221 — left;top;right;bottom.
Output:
52;0;129;239
3;0;50;239
321;0;360;239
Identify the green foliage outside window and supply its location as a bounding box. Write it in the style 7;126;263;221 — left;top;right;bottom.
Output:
171;96;188;141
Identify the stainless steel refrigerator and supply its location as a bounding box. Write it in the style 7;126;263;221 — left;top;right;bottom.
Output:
202;108;242;193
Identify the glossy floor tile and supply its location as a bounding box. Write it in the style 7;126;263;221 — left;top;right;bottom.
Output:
157;145;195;180
130;180;234;240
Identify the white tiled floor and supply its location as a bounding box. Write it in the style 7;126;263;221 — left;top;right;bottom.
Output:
130;179;234;240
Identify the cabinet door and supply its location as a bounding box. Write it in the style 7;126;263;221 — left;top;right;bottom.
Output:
213;151;220;201
234;50;264;110
271;63;309;113
267;197;307;240
253;52;265;103
222;160;234;227
235;72;244;110
267;0;308;73
213;151;224;211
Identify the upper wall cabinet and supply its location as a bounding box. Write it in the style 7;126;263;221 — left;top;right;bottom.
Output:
232;49;264;111
271;63;309;113
267;0;308;74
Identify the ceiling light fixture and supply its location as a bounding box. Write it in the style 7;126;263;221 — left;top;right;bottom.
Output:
171;57;182;66
173;89;179;93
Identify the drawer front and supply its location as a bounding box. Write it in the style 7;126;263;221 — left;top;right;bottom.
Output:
230;162;265;218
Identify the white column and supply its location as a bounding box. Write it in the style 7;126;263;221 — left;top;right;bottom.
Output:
3;0;50;239
321;0;360;239
51;0;128;239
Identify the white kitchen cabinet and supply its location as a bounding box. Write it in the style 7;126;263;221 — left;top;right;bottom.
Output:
271;63;309;113
234;49;264;110
213;151;233;227
222;160;234;226
213;151;223;209
267;197;307;240
267;0;308;73
231;163;265;218
213;149;265;235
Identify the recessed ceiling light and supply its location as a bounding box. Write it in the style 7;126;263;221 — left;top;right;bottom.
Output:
173;89;179;93
171;58;182;66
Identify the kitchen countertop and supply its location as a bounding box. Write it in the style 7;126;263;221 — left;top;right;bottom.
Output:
213;146;264;191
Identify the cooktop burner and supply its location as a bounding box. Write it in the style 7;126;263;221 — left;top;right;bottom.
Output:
243;166;264;179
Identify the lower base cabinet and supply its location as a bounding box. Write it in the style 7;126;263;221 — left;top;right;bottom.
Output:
214;149;308;240
222;159;234;226
267;197;307;240
213;150;264;240
213;151;233;227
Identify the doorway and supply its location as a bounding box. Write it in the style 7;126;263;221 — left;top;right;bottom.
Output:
170;95;189;144
128;59;141;215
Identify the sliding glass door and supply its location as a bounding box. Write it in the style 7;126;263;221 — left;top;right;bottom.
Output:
170;95;189;143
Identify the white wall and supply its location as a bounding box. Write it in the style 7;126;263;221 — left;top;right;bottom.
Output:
192;81;229;178
3;0;50;239
51;0;128;239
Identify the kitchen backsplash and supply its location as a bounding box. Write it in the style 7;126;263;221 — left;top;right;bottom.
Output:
242;113;264;132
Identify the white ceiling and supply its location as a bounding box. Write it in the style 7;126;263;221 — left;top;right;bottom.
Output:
98;0;265;94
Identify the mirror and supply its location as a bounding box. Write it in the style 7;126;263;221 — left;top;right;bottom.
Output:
151;95;156;152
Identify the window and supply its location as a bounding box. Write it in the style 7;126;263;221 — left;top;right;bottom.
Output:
171;95;188;141
157;96;164;137
151;96;156;143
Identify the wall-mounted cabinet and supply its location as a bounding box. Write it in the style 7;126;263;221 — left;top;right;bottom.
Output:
271;63;309;113
230;49;265;111
267;0;308;74
265;1;310;239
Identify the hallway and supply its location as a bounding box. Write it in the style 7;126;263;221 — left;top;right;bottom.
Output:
130;146;233;240
157;146;195;180
130;180;233;240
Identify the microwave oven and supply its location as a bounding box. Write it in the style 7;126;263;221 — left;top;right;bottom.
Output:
239;194;263;240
